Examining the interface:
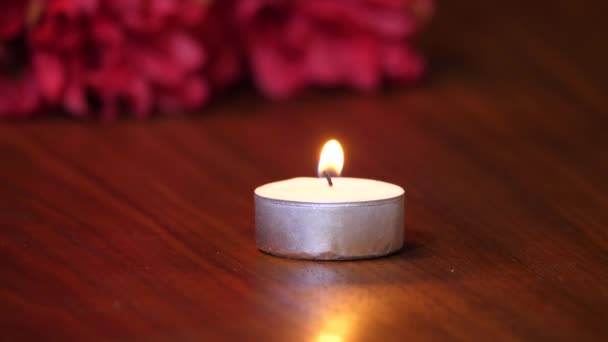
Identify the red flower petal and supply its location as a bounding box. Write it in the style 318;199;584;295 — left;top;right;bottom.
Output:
33;52;65;101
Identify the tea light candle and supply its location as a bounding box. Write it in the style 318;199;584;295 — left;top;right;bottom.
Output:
255;140;405;260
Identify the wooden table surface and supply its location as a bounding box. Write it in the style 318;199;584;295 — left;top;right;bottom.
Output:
2;0;607;340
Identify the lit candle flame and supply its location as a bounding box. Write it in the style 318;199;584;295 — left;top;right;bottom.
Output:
318;139;344;177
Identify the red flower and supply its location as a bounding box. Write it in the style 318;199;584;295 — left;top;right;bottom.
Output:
0;1;43;118
29;0;242;119
237;0;434;99
0;1;30;40
0;45;40;118
1;0;434;119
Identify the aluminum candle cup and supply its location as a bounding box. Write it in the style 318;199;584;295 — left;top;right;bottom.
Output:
255;177;405;260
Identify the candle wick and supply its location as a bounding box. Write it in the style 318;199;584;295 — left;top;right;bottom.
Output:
323;171;333;187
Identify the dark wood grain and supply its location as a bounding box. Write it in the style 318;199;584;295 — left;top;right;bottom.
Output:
1;0;608;340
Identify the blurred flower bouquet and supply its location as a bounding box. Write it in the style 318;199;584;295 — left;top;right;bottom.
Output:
0;0;433;119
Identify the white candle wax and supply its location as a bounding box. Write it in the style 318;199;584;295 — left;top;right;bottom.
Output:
255;177;405;260
255;177;404;203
